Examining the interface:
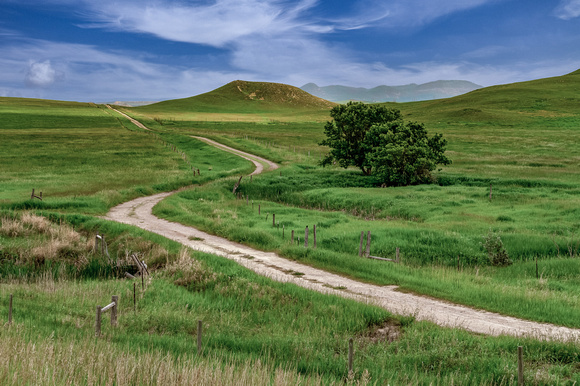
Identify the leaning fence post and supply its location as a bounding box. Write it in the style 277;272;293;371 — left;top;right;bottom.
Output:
96;306;102;336
348;338;354;374
359;231;364;257
305;226;309;248
197;320;203;354
8;294;13;325
518;346;524;386
365;231;371;258
111;295;118;327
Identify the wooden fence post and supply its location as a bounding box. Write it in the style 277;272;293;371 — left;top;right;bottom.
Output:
273;214;276;227
197;320;203;354
111;295;118;327
283;225;285;239
359;231;364;257
313;225;317;249
396;247;400;263
348;338;354;374
31;189;35;200
305;226;309;248
365;231;371;258
291;230;294;244
133;283;136;312
8;294;13;325
259;204;261;215
518;346;524;386
96;306;102;336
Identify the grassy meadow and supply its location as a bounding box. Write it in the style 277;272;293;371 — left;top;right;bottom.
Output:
0;97;254;213
2;213;580;385
2;71;580;383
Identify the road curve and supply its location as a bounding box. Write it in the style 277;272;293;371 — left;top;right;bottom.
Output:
105;132;580;342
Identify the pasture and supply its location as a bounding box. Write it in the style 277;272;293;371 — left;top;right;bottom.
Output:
2;72;580;383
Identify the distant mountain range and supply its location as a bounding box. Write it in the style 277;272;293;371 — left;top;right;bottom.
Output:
300;80;482;103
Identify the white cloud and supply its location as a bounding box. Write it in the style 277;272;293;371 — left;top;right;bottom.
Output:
332;0;499;30
25;60;63;87
0;37;250;101
80;0;322;47
554;0;580;19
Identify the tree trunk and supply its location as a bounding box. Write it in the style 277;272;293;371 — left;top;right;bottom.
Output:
362;167;372;176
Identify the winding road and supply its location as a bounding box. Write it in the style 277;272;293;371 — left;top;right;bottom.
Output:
105;113;580;342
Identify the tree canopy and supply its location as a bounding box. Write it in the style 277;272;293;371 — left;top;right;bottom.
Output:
320;102;451;186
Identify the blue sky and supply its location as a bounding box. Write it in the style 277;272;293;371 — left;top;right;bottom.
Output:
1;0;579;102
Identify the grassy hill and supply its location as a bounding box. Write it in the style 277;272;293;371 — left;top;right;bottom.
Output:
391;69;580;123
132;80;336;123
370;69;580;184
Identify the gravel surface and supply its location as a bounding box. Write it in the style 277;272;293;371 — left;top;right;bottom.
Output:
105;130;580;342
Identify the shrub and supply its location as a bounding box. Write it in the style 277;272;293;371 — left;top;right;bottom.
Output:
481;229;512;266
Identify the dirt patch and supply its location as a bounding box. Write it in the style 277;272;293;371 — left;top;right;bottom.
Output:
362;319;403;344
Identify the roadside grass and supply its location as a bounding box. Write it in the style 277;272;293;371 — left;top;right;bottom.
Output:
153;170;580;327
0;98;254;213
2;215;580;385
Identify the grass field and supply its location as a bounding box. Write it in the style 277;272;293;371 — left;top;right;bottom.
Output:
2;70;580;383
2;214;580;385
0;97;254;213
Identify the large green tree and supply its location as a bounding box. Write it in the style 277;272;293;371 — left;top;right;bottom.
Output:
320;102;401;175
364;120;451;186
320;101;451;186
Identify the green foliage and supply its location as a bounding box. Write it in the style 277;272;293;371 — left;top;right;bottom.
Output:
319;102;450;186
320;102;401;175
365;120;451;186
481;229;512;266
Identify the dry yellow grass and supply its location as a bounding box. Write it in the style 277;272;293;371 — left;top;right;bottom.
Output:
0;327;337;386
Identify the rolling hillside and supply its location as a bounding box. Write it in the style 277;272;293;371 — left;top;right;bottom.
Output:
134;80;335;122
390;69;580;123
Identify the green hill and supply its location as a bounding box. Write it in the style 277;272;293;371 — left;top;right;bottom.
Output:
390;69;580;124
134;80;336;122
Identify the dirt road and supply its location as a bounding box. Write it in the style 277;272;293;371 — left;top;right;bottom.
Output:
106;134;580;342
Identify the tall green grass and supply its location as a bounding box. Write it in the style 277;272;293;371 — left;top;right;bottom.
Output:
1;239;579;384
0;98;255;213
153;171;580;327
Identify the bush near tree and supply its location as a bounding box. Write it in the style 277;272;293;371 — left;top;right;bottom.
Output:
320;102;451;186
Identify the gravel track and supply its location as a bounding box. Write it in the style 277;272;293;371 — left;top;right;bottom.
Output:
105;128;580;342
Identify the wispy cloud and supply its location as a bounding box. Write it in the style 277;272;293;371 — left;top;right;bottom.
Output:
554;0;580;19
79;0;323;47
0;37;248;101
331;0;499;30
